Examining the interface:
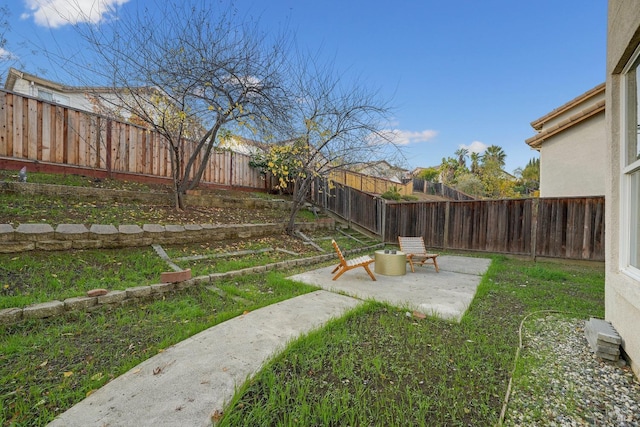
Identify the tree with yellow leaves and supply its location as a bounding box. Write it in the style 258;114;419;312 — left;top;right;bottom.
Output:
250;140;308;192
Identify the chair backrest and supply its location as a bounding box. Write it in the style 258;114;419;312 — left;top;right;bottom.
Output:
398;236;427;254
331;239;346;264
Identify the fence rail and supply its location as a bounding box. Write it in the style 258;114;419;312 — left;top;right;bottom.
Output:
311;178;604;261
0;89;270;190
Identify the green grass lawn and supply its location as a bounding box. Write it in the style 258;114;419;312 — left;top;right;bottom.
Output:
0;248;167;309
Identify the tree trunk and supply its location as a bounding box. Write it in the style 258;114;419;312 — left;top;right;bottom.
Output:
286;176;313;236
169;142;185;210
181;126;217;193
186;127;221;192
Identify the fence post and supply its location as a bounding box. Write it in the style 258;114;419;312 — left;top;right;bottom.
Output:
443;201;450;249
380;198;386;242
323;178;328;211
582;199;592;259
106;119;112;178
531;198;539;261
347;186;352;228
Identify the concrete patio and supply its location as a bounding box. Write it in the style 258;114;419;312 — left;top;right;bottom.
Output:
289;254;492;322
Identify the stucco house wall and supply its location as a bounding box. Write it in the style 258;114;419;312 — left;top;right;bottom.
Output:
526;84;606;197
605;0;640;377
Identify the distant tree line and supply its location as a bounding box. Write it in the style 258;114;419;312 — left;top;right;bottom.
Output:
418;146;539;199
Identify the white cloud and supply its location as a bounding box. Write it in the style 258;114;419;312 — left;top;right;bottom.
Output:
377;129;438;146
0;47;18;61
23;0;130;29
460;140;487;154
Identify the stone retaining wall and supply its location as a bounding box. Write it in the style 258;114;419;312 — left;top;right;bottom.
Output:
0;243;383;324
0;220;335;253
1;181;171;204
0;181;291;210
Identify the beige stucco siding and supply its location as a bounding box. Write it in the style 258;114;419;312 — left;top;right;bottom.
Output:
539;112;606;197
605;0;640;378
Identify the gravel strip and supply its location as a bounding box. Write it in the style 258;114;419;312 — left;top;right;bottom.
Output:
505;314;640;426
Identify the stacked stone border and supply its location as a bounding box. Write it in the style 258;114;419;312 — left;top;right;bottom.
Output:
0;220;334;253
0;243;383;324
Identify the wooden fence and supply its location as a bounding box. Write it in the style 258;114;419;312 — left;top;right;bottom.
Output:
311;178;605;261
413;179;476;200
328;169;412;196
0;89;270;190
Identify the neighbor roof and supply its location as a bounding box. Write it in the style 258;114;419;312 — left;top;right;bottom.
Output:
3;67;152;95
526;83;605;149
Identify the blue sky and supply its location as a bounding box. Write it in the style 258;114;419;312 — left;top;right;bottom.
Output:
2;0;607;174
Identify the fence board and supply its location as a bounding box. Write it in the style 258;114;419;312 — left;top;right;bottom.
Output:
89;115;99;168
77;113;88;167
0;92;6;156
40;103;49;161
52;105;63;163
20;95;28;158
6;94;14;157
27;98;38;159
12;94;22;158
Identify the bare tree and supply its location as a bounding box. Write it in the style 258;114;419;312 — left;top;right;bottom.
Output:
272;57;399;235
70;0;291;209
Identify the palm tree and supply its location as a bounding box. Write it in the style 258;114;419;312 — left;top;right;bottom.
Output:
470;152;480;174
454;147;469;169
482;145;506;169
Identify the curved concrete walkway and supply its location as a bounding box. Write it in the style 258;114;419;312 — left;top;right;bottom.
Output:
48;255;490;427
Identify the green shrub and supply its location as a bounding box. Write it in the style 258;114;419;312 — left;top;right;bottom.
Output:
380;187;402;201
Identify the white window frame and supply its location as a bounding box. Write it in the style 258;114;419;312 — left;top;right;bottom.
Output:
621;44;640;281
37;89;53;101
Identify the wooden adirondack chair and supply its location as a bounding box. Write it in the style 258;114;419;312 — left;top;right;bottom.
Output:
398;236;440;273
331;240;376;281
